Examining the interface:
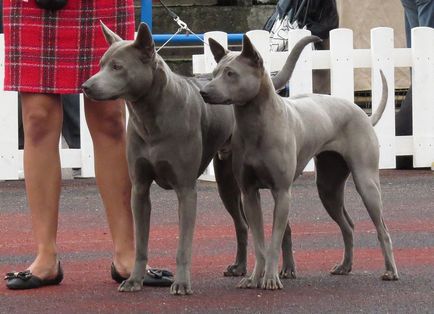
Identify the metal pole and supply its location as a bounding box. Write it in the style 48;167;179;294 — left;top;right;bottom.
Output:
141;0;153;31
141;0;243;44
152;33;243;45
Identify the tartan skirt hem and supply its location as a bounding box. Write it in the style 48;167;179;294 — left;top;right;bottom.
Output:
3;0;135;94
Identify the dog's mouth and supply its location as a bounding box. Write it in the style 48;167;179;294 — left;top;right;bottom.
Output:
86;93;120;101
82;87;121;102
200;91;231;105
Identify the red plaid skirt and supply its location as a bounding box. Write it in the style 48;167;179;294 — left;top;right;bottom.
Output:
3;0;135;94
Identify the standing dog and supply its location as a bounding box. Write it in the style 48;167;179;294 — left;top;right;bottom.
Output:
200;35;399;290
82;22;318;294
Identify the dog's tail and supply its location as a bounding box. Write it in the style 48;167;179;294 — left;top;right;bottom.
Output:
370;70;388;126
272;35;322;91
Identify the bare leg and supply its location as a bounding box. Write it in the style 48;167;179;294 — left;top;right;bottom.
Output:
20;93;63;279
84;97;135;276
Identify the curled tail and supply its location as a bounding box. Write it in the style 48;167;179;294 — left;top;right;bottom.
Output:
370;70;388;126
272;35;322;91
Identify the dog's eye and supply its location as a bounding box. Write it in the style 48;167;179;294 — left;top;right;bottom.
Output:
227;71;235;77
112;63;123;71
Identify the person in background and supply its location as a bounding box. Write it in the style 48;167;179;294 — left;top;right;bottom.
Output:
401;0;434;48
3;0;172;289
396;0;434;168
264;0;339;95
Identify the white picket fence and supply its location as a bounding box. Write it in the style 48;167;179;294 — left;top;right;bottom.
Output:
193;27;434;177
0;27;433;181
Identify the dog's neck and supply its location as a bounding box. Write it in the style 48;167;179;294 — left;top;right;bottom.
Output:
233;73;283;136
127;56;197;138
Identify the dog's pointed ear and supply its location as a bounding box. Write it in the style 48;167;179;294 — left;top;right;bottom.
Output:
133;22;155;59
241;34;263;67
208;38;228;63
100;21;122;45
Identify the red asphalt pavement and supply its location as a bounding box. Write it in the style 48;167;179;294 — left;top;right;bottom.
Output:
0;170;433;313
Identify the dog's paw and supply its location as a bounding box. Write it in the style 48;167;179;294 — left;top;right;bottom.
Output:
381;270;399;281
279;266;296;279
237;276;261;289
261;274;283;290
118;278;143;292
170;281;193;295
224;264;247;277
330;263;352;275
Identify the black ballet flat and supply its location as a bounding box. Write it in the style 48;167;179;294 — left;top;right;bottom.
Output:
5;262;64;290
111;262;174;287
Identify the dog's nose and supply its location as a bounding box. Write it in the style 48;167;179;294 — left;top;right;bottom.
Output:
81;82;91;95
199;90;208;99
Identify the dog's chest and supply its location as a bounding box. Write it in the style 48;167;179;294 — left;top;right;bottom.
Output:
152;160;177;190
138;150;178;190
238;159;277;190
234;139;292;190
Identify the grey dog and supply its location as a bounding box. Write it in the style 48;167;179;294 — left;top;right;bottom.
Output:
200;35;399;290
81;22;321;294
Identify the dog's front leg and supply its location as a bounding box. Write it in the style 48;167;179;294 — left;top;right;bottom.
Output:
237;189;266;289
170;186;197;295
118;182;152;292
263;189;292;290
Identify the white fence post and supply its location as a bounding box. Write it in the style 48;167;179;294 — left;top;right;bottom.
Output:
246;30;271;73
204;31;228;73
371;27;396;169
0;93;19;180
0;34;19;180
201;31;230;181
330;29;354;102
79;94;95;177
411;27;434;168
288;29;314;96
287;29;315;172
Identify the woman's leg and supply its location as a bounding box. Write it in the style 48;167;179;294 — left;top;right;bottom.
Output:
83;96;135;277
20;92;63;279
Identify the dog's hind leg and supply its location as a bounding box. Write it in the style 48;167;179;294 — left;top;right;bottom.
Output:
351;167;399;280
315;152;354;275
279;223;297;279
214;156;248;277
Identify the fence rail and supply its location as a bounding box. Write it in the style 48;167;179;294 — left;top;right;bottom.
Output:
1;27;433;181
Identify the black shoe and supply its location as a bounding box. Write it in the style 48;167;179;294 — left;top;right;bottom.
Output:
110;262;127;284
5;262;64;290
111;262;174;287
